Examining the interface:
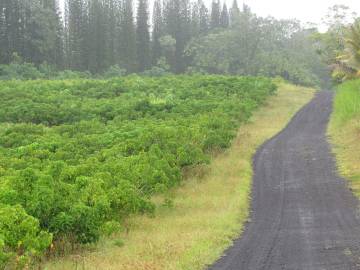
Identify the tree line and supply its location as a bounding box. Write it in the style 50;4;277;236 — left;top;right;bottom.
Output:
0;0;240;74
3;0;348;87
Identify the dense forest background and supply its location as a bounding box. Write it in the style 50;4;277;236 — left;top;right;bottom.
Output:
0;0;357;86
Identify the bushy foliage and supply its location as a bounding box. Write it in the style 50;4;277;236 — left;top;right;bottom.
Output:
314;5;359;84
0;62;43;80
332;79;360;124
103;65;127;79
0;204;52;269
0;75;276;267
333;20;360;82
0;63;124;81
187;11;331;88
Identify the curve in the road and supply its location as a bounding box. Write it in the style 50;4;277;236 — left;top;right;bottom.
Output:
209;91;360;270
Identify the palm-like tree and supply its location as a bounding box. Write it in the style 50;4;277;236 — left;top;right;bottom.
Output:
334;19;360;81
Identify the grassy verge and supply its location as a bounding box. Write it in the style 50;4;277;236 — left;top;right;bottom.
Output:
45;83;314;270
328;79;360;196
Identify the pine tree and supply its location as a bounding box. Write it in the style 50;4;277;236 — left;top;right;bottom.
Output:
163;0;192;73
0;0;62;68
0;0;225;73
41;0;64;67
114;0;123;67
65;0;88;70
41;0;55;10
23;1;41;63
190;1;200;36
136;0;151;72
151;0;163;66
220;3;229;28
106;0;118;67
3;0;24;63
199;0;209;34
88;0;108;73
64;0;71;67
120;0;137;73
230;0;240;26
0;0;7;63
179;0;192;70
17;0;61;65
53;0;65;68
163;0;178;71
243;3;251;14
210;0;220;29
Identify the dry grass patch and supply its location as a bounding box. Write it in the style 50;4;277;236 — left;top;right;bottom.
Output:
45;83;314;270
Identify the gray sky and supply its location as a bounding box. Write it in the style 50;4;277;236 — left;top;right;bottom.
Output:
242;0;359;27
59;0;360;28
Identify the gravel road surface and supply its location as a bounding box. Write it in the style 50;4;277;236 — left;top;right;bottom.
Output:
209;91;360;270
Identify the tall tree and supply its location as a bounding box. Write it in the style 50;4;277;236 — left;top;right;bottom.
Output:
53;0;65;68
220;3;229;28
106;0;118;68
65;0;88;70
0;0;63;66
136;0;151;71
41;0;64;67
199;0;209;34
1;0;24;64
190;1;200;36
230;0;240;26
210;0;220;29
151;0;163;66
163;0;192;73
120;0;137;72
114;0;124;67
88;0;108;73
334;19;360;80
0;0;7;63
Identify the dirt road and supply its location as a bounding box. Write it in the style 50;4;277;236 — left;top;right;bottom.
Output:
209;91;360;270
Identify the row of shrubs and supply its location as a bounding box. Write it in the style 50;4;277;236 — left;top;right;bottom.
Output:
0;61;170;81
0;75;276;268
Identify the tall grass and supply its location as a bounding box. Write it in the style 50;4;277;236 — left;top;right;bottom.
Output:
332;79;360;126
329;79;360;196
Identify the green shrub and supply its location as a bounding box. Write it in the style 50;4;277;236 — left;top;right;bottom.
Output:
0;204;52;269
103;65;127;78
0;62;43;80
0;75;276;262
55;70;92;80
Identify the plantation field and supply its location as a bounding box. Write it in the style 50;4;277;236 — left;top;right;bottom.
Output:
0;75;276;268
329;79;360;196
46;83;315;270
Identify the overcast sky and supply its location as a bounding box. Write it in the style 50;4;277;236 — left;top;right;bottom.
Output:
59;0;360;29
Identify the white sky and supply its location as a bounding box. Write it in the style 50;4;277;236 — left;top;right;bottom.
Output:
59;0;360;29
241;0;359;26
